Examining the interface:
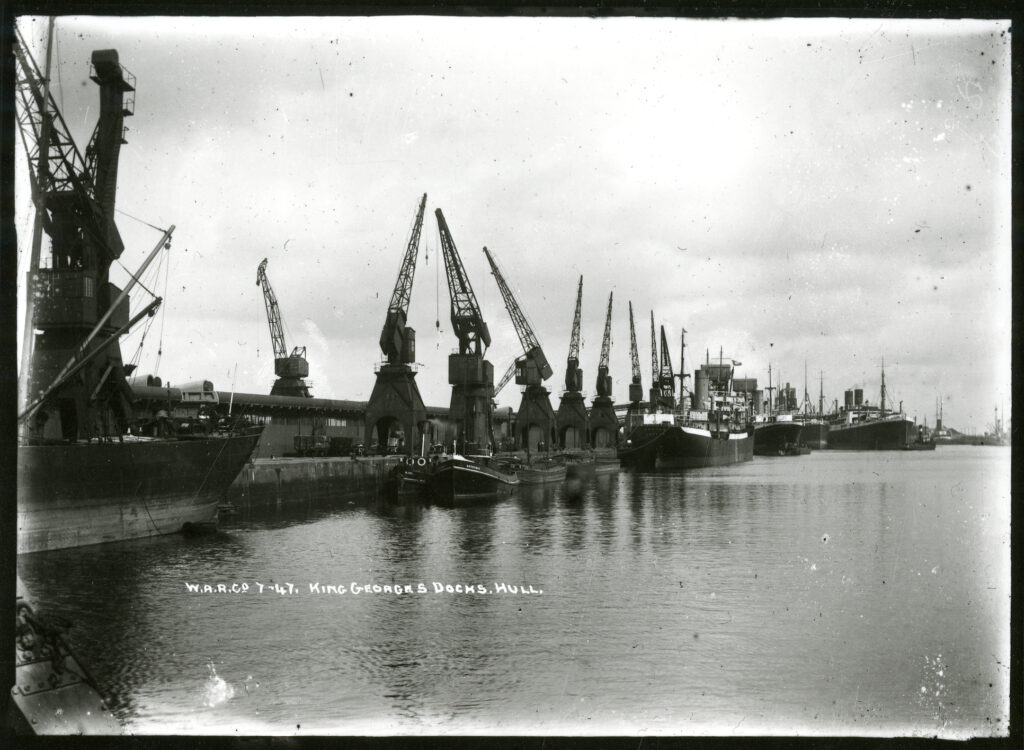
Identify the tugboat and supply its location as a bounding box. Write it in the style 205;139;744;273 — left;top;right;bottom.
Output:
14;28;262;553
903;424;937;451
424;451;519;505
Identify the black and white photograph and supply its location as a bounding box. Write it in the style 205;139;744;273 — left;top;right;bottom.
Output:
9;10;1012;738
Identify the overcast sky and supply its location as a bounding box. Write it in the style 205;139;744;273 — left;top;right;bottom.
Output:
14;15;1011;433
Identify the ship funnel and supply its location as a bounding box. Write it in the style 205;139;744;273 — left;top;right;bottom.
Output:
854;388;863;406
844;389;854;410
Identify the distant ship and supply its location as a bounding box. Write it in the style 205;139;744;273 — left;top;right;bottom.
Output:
825;367;915;450
15;32;261;553
827;413;916;450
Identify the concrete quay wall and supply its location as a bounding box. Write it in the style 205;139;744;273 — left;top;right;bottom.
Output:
226;455;402;509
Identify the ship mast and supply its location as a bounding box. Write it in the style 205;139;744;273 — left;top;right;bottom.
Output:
880;357;887;417
802;360;810;415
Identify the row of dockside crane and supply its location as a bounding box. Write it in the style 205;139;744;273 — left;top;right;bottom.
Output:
255;194;704;456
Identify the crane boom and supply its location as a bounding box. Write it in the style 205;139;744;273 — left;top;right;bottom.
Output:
494;360;516;397
13;27;127;262
650;311;659;387
628;301;642;403
599;291;613;370
659;325;675;391
628;301;641;385
564;275;583;392
435;208;490;355
380;193;427;362
595;291;613;398
256;258;289;361
256;258;309;394
568;276;582;361
483;246;552;381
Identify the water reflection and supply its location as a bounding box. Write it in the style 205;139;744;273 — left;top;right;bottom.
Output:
16;449;1009;735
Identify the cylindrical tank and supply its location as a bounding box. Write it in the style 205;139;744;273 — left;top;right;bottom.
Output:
844;389;854;409
854;388;863;406
695;369;709;410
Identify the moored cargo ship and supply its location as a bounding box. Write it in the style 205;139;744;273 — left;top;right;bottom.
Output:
794;418;829;449
18;429;262;554
620;419;754;469
753;414;805;456
827;413;916;450
15;33;262;553
619;356;754;470
825;366;915;450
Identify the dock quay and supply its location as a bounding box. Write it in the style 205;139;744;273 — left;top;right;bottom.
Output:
225;454;403;512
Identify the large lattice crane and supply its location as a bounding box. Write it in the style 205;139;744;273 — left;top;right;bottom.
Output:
657;325;676;407
436;209;491;355
15;25;148;440
596;292;613;399
13;27;130;266
588;291;619;448
380;193;427;364
483;246;555;452
555;275;586;449
627;301;643;404
256;258;310;397
484;247;552;384
435;208;493;450
564;276;583;392
365;194;429;454
649;311;659;407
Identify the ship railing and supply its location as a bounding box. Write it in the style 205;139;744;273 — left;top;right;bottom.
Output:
373;360;420;373
557;388;589;399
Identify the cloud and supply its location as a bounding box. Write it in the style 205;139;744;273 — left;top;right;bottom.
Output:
14;15;1011;430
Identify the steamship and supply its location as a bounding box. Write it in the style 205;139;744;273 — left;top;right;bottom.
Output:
826;373;915;451
619;359;754;469
753;414;806;456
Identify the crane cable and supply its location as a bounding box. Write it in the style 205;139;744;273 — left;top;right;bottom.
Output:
435;234;441;342
109;217;172;375
152;243;171;375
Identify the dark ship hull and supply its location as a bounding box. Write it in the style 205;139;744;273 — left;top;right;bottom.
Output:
796;420;829;449
424;455;519;505
619;423;754;470
753;421;804;456
18;429;262;554
826;416;916;450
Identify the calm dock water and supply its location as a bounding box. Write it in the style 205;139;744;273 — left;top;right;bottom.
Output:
18;446;1010;737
